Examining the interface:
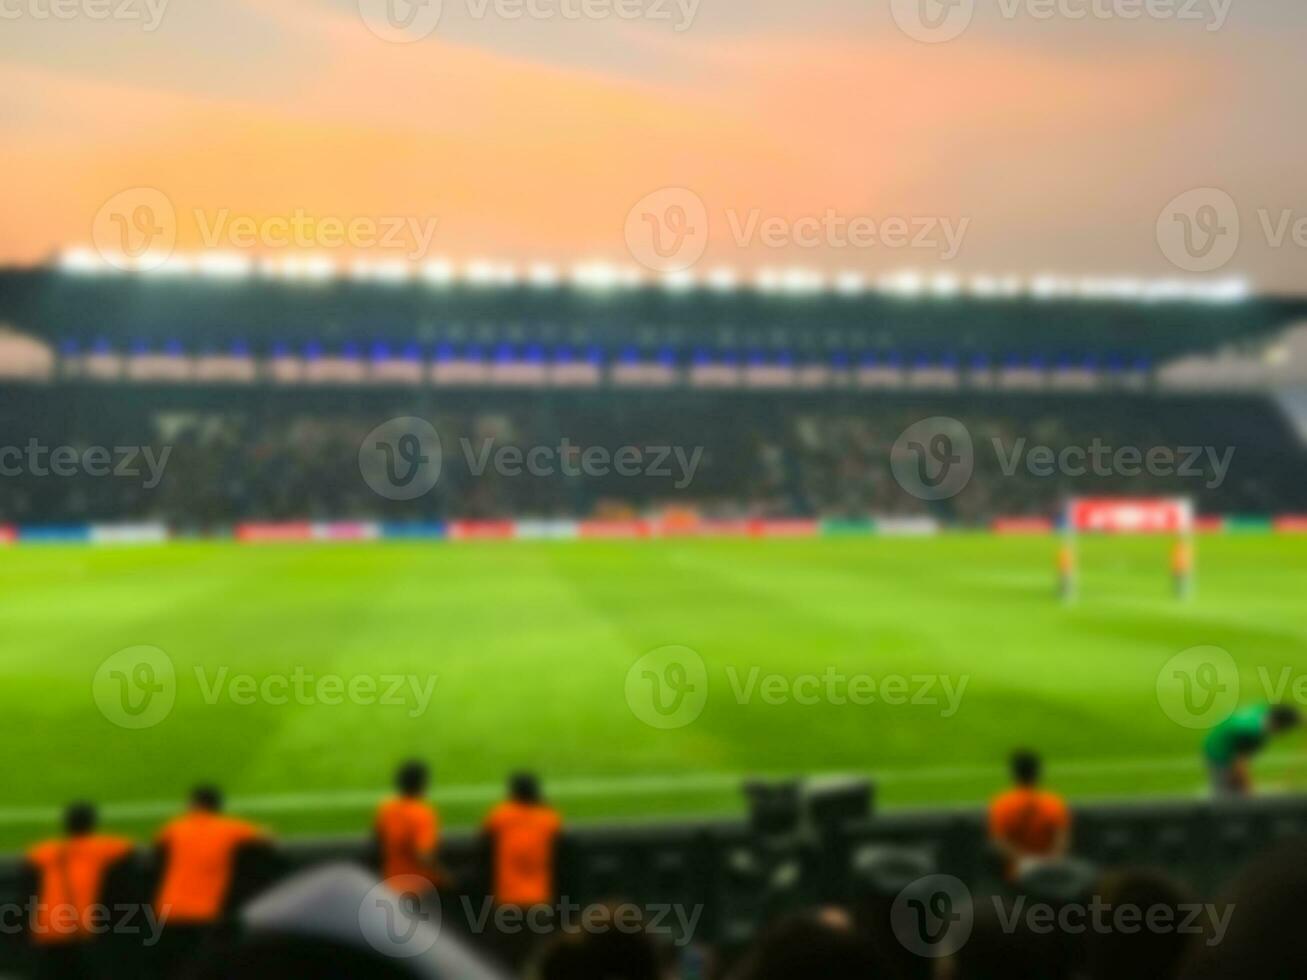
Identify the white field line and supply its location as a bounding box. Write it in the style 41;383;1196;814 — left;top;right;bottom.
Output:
0;754;1263;827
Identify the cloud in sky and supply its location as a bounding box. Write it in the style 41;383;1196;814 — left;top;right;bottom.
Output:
2;0;1304;287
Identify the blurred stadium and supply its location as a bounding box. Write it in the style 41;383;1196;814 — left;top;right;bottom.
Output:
1;255;1307;977
7;0;1307;974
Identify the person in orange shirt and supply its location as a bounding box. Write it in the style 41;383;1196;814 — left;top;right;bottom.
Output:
1057;543;1076;602
482;772;562;909
23;802;134;979
1172;540;1195;599
153;785;268;977
988;750;1070;877
374;760;443;891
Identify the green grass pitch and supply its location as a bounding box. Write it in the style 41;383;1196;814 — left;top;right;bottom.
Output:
1;534;1305;849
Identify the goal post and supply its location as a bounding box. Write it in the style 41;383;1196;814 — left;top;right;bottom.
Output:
1060;497;1196;602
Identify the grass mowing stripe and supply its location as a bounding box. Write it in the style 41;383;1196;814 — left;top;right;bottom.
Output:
2;536;1304;847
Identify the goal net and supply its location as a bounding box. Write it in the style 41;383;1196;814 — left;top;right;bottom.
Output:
1060;497;1196;601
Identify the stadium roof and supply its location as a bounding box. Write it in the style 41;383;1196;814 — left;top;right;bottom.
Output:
1;259;1304;363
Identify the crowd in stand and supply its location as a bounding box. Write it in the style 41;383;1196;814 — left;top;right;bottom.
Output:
11;745;1304;980
1;393;1301;525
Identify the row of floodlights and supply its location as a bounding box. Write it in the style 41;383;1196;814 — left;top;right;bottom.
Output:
55;248;1251;304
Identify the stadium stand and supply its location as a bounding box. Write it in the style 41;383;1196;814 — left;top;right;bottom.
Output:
0;390;1303;525
1;265;1306;532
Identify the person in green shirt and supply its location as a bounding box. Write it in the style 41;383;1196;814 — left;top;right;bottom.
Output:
1204;703;1301;797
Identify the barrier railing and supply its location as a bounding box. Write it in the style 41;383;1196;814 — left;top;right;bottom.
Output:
1;792;1305;972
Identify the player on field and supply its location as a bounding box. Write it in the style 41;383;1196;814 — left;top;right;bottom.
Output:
23;802;134;979
1204;703;1301;798
374;760;444;892
988;750;1070;877
1057;543;1076;602
1171;540;1195;599
154;785;269;976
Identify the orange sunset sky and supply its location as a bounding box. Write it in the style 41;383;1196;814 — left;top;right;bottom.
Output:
3;0;1305;289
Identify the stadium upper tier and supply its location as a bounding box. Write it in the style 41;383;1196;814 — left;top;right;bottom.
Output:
1;262;1304;368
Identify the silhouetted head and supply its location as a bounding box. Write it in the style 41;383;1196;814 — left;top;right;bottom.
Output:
1011;750;1042;787
395;760;430;798
1084;868;1196;980
509;772;541;805
728;909;884;980
949;896;1070;980
1268;705;1301;734
534;903;669;980
191;785;223;813
1178;836;1307;980
64;801;97;838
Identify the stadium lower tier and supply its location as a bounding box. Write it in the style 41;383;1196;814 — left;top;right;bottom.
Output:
0;387;1303;524
0;793;1305;979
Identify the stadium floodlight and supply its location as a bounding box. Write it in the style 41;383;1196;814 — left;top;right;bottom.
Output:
46;248;1254;307
1112;278;1138;299
661;269;697;292
833;271;866;296
1073;277;1099;299
928;273;961;298
195;252;254;279
1030;273;1076;300
996;275;1023;297
968;273;1023;298
139;254;194;277
877;269;926;298
1218;278;1251;302
464;260;494;285
421;258;455;286
780;267;825;295
260;255;336;282
1071;276;1136;301
465;259;517;287
1141;278;1189;303
571;262;608;289
756;267;823;296
527;262;560;288
1197;277;1251;304
571;261;635;291
58;247;109;275
349;258;411;284
706;267;739;293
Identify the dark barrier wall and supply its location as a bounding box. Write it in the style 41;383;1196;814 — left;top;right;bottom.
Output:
1;794;1304;972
